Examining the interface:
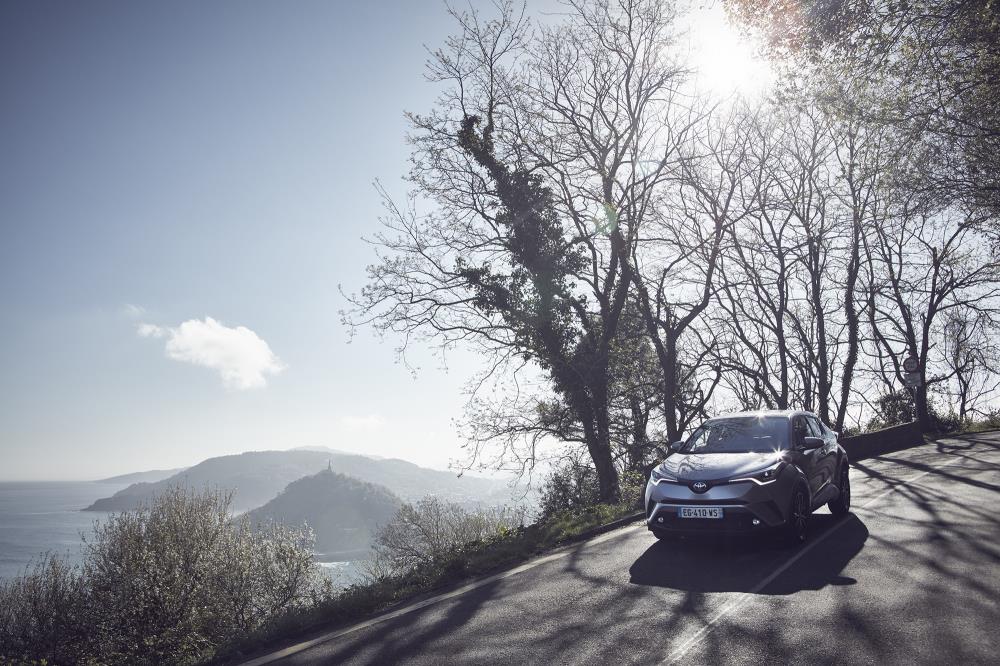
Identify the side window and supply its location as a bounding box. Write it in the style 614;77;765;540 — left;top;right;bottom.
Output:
806;417;824;438
793;417;809;444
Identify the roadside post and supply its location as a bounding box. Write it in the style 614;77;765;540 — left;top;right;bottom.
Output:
902;355;921;420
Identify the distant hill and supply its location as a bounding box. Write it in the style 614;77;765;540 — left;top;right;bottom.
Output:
83;449;517;513
96;468;187;484
245;468;401;556
291;445;385;460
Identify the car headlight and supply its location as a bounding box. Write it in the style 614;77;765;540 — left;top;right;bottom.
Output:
729;461;785;485
650;466;677;484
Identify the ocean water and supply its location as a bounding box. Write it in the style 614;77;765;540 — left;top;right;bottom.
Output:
0;481;128;580
0;482;363;585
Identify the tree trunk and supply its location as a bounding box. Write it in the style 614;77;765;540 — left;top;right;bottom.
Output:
575;394;619;503
836;233;861;430
664;332;679;443
914;383;932;432
591;420;620;503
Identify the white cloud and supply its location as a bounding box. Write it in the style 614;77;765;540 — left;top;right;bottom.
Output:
337;414;385;431
123;303;147;318
137;323;166;338
138;317;285;389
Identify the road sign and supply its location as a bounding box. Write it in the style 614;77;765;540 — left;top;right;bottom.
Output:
902;355;920;373
903;371;921;388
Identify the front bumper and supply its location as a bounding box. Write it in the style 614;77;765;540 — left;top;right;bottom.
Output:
644;475;793;534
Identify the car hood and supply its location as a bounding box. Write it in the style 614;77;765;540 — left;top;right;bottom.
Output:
660;451;784;480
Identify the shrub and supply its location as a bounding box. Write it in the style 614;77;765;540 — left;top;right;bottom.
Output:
0;486;330;665
366;497;526;578
537;457;601;520
866;389;959;433
617;469;646;510
866;390;916;430
0;554;88;664
979;409;1000;429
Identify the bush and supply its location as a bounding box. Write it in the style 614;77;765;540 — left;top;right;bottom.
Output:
365;497;526;579
618;469;647;510
0;487;330;665
537;458;601;520
866;389;959;433
0;554;88;664
866;390;917;430
978;409;1000;430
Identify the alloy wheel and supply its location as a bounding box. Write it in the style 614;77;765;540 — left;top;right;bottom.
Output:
792;491;808;542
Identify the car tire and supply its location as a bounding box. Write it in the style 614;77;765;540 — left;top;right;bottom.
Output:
828;464;851;516
653;531;670;541
785;487;809;546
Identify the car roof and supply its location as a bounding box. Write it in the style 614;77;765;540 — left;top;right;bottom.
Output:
706;409;814;421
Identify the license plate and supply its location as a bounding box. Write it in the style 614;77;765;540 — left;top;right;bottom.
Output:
678;506;723;519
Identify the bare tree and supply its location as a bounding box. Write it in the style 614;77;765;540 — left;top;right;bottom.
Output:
866;195;1000;431
941;307;1000;422
728;0;1000;215
629;106;754;441
345;0;691;500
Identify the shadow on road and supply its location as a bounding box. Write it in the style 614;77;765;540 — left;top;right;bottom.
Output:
628;513;868;594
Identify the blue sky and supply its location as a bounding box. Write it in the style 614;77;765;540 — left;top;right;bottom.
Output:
0;1;766;480
0;0;492;479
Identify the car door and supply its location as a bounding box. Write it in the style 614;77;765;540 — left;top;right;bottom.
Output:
791;415;822;498
806;415;837;501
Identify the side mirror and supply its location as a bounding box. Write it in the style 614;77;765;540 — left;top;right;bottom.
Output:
669;440;685;453
801;436;824;450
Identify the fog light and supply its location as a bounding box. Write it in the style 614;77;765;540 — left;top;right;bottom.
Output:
657;516;664;523
752;518;761;526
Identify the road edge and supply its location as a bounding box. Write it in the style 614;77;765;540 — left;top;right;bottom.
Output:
235;510;645;665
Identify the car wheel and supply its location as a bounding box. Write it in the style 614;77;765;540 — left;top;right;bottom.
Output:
654;531;670;541
786;487;809;545
828;464;851;516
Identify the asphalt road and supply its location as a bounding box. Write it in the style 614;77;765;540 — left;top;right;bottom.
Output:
248;432;1000;665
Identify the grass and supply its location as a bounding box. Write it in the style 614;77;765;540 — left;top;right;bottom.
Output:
213;502;640;664
920;422;1000;444
949;422;1000;435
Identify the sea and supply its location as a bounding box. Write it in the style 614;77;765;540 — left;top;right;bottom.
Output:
0;481;128;580
0;481;361;585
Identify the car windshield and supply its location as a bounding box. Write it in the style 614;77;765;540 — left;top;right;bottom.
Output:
680;416;789;454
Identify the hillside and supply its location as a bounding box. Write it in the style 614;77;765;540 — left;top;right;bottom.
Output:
245;468;401;556
96;468;187;484
83;449;516;513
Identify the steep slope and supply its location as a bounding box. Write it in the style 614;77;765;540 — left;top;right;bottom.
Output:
84;449;514;513
96;468;187;484
245;468;401;556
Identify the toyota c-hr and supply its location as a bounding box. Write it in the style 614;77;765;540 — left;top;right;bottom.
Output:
645;410;850;544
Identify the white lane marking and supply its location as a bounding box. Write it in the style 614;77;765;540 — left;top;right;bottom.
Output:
240;523;644;666
662;455;964;664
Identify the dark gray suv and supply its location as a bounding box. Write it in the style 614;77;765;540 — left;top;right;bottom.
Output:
644;410;850;544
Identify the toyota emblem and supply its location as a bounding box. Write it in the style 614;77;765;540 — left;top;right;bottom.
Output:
692;481;708;492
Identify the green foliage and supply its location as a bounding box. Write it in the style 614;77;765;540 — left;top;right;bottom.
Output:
0;487;329;665
538;458;602;520
979;410;1000;430
865;390;917;430
617;469;647;510
865;389;960;433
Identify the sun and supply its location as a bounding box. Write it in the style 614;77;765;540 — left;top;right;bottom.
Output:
683;2;774;99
